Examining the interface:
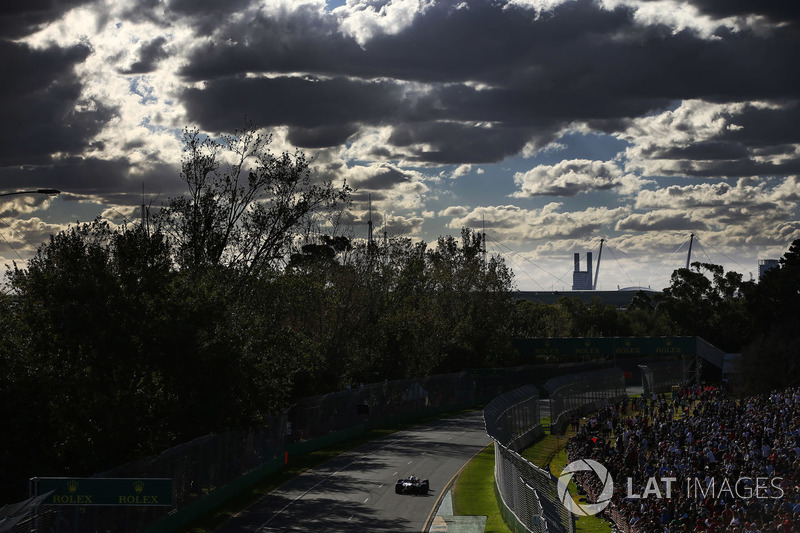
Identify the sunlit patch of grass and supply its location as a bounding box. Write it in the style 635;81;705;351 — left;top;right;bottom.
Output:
452;445;511;533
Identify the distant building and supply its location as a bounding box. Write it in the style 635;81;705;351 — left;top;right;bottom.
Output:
758;259;779;281
572;252;593;290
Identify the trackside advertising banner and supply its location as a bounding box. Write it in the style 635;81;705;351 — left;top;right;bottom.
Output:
33;477;172;506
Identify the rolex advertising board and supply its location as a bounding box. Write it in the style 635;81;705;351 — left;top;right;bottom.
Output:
32;477;172;506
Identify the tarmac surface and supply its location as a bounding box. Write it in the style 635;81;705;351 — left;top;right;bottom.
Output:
215;410;491;532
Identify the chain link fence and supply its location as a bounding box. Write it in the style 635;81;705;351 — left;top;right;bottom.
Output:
289;371;477;442
545;368;627;435
22;421;287;533
0;492;58;533
10;365;631;532
484;386;573;533
13;366;543;532
483;385;542;452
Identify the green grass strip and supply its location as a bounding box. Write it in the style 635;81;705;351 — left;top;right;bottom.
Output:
452;445;512;533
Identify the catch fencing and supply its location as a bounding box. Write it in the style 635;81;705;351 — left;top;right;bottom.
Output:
14;366;539;533
545;368;627;435
484;386;573;533
289;370;485;442
20;423;287;533
639;360;684;396
0;492;57;533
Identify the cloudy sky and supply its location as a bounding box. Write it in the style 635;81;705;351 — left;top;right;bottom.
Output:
1;0;799;291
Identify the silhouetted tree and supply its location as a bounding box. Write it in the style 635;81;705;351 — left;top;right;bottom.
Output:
157;124;350;275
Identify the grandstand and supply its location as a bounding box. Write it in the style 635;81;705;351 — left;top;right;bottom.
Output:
564;386;800;532
516;289;658;309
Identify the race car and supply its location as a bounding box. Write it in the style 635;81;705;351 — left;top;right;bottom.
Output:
395;475;430;495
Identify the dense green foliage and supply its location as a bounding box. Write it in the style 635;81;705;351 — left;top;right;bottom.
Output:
1;125;798;501
0;128;517;500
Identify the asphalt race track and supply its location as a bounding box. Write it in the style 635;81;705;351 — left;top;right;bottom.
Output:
216;410;491;532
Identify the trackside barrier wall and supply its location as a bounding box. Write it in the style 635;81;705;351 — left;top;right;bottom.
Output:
484;386;573;533
15;366;539;533
545;368;627;435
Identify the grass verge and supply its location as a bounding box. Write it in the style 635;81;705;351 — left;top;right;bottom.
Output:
516;421;612;533
451;445;511;533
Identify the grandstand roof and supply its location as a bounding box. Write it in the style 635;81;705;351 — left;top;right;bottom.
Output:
515;289;659;308
515;336;725;368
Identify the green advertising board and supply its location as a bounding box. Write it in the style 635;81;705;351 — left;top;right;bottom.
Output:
516;336;696;358
33;477;172;506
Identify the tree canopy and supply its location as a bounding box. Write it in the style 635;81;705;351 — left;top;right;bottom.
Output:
3;121;799;501
0;127;517;500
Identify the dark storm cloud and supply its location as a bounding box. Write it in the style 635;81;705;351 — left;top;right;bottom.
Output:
180;0;631;86
616;212;703;232
350;190;386;203
166;0;252;33
0;0;96;39
388;122;541;164
353;167;411;190
119;36;169;75
181;0;800;98
287;124;360;148
684;0;800;27
182;76;405;132
0;40;115;167
718;102;800;146
640;144;800;178
0;157;181;204
173;0;800;167
643;141;749;161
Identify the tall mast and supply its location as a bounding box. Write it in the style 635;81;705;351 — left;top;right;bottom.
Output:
367;194;373;247
141;182;148;234
686;232;694;269
383;212;388;262
482;215;487;265
593;238;604;290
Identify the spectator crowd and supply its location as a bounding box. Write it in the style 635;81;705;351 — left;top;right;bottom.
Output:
565;386;800;532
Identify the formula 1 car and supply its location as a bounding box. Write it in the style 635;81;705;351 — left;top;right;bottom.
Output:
395;475;430;495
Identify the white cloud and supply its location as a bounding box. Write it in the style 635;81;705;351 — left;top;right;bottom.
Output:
437;205;470;217
598;0;750;38
451;164;472;178
339;163;430;213
511;159;641;197
338;0;434;47
21;1;193;183
445;203;630;242
384;212;424;235
505;0;572;16
0;217;68;255
0;196;57;219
